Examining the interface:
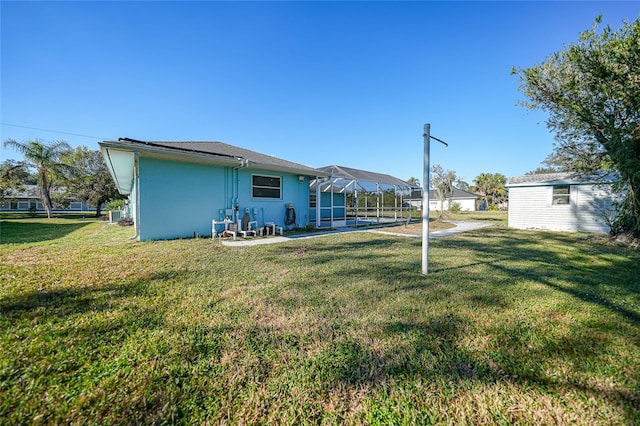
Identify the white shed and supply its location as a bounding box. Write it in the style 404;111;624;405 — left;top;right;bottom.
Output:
506;172;617;234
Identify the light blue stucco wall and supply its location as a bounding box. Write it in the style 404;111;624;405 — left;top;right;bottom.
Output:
137;156;311;240
138;156;227;240
224;168;310;230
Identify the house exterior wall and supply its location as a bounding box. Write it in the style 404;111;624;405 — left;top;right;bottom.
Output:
428;198;476;211
136;156;311;240
138;156;227;240
0;197;95;212
234;168;310;230
508;183;614;233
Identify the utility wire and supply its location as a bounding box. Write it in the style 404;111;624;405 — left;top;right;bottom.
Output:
1;123;111;140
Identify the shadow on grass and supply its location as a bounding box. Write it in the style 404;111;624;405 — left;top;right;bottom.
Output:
264;228;640;420
0;220;92;244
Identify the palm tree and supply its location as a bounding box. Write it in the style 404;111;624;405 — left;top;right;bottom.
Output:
473;173;507;207
3;139;72;218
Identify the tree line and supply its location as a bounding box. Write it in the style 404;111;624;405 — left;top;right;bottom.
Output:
1;139;121;218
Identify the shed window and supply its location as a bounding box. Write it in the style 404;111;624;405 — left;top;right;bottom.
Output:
552;185;571;205
252;174;281;199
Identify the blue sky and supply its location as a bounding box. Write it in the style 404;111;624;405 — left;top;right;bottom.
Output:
2;1;638;185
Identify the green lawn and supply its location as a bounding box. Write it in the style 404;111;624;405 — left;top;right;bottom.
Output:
1;216;638;424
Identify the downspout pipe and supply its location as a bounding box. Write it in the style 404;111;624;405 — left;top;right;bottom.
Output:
232;158;249;223
131;151;140;240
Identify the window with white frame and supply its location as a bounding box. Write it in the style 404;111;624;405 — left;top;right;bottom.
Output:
252;174;281;199
552;185;571;205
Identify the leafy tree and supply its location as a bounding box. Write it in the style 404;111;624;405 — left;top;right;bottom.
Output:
430;164;456;218
526;166;562;175
541;137;612;173
473;173;507;207
0;160;31;202
513;16;640;236
3;139;73;218
61;146;121;217
455;179;470;191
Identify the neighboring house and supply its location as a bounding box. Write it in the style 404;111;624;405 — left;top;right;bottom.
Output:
0;185;94;212
506;171;617;234
99;138;328;241
407;187;480;211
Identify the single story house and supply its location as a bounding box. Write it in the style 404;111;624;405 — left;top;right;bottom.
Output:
407;187;480;211
99;138;328;241
506;171;617;234
0;185;95;212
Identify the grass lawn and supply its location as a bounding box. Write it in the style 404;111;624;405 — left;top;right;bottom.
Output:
1;215;638;424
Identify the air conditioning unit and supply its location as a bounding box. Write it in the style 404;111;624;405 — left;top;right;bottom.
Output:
109;210;124;223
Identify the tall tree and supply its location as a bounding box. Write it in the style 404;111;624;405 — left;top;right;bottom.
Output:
513;16;640;236
3;139;73;218
0;160;31;202
61;146;121;217
473;173;507;207
431;164;457;218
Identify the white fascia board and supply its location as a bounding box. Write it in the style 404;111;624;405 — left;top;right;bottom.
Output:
100;145;135;195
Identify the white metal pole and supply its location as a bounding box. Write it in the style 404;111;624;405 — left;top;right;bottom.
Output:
422;123;431;275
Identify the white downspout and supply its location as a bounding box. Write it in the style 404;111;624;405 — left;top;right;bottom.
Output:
132;151;140;240
315;177;321;228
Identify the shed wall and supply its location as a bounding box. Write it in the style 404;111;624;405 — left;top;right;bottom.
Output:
508;184;614;233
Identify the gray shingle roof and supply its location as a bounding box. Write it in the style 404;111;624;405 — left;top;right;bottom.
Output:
506;171;618;187
407;187;480;199
103;138;325;176
4;185;67;199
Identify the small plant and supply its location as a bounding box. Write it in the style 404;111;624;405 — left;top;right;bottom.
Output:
449;201;462;213
28;205;38;217
305;223;315;232
106;199;125;211
117;217;134;226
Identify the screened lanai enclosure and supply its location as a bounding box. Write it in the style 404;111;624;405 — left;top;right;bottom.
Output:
310;165;414;228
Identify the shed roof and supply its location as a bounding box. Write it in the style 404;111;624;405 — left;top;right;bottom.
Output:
316;165;411;188
506;171;618;187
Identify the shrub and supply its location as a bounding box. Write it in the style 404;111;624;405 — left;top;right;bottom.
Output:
449;202;462;213
117;217;134;226
106;199;125;211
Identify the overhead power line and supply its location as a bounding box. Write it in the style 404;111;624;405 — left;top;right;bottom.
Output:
0;123;110;140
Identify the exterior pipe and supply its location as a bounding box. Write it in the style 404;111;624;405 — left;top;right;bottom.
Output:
131;151;140;240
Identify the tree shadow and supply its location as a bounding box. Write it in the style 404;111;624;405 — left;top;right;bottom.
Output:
260;228;639;420
0;220;92;244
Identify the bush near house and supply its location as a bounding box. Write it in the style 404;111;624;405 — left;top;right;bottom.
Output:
0;217;638;424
